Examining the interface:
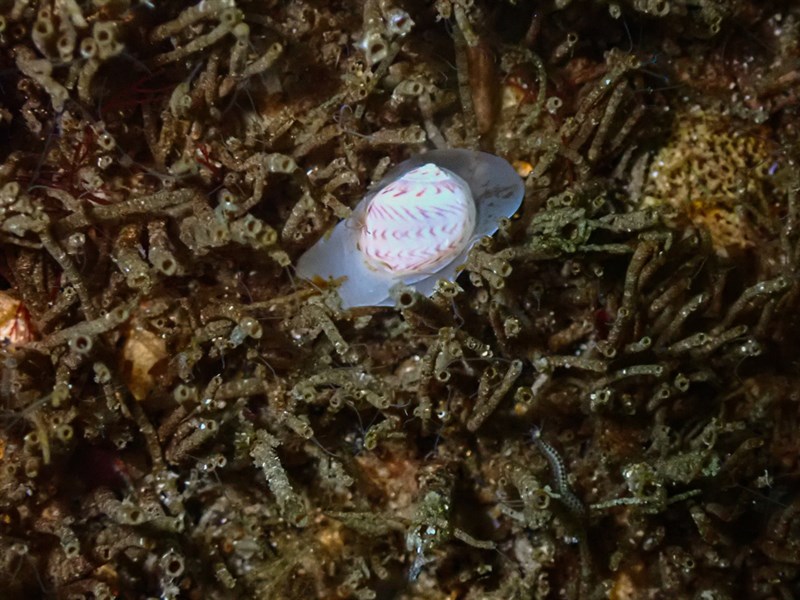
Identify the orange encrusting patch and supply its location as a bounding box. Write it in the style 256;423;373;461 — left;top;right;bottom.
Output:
642;109;775;257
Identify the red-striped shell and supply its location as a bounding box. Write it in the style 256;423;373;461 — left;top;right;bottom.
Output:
296;149;524;309
359;164;475;276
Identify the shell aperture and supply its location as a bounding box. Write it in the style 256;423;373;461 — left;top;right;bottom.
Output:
296;149;524;308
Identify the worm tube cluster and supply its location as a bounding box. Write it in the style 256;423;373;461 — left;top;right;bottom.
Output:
1;0;800;599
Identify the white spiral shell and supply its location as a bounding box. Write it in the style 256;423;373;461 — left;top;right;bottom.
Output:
296;149;524;309
359;164;475;276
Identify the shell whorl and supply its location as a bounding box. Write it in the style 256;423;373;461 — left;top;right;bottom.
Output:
358;164;476;276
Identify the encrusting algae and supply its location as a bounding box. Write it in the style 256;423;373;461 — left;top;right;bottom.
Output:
1;0;800;599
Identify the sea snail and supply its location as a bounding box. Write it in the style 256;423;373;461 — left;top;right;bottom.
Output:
296;149;524;308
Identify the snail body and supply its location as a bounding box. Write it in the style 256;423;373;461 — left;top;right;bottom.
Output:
297;149;524;308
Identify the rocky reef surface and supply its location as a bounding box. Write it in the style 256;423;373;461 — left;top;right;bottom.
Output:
0;0;799;598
